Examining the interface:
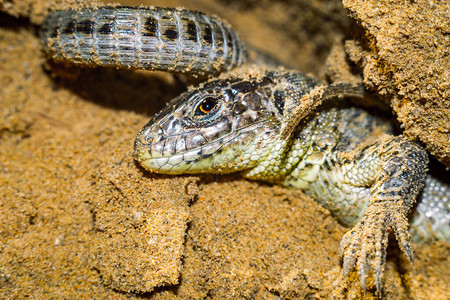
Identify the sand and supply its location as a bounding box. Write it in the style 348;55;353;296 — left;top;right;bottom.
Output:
0;0;449;299
343;0;450;168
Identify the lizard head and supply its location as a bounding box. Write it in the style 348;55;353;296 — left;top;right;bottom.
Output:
134;69;290;174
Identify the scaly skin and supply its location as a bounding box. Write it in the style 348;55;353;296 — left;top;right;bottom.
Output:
134;67;448;293
42;6;246;75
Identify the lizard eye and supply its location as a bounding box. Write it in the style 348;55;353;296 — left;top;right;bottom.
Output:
194;96;220;116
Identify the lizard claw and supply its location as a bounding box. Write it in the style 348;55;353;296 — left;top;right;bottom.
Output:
359;260;368;290
375;268;381;292
404;244;414;263
340;229;358;277
340;204;412;293
342;255;356;277
392;212;414;264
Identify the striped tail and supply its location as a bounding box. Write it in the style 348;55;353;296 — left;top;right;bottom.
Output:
41;6;247;76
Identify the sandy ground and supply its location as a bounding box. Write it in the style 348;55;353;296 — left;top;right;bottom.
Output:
0;0;449;299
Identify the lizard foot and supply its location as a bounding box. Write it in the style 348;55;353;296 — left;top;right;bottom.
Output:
339;204;413;293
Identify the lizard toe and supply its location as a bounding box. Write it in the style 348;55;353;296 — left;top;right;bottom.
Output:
392;212;414;263
340;227;361;277
341;207;391;292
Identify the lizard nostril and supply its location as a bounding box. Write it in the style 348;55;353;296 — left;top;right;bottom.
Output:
135;127;154;146
134;132;149;147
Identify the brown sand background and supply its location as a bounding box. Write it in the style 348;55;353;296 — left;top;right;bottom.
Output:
1;0;449;298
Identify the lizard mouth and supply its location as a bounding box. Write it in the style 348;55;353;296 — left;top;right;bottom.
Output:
134;131;236;174
133;122;266;174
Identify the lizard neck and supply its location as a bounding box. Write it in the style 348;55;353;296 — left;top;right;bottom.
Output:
242;108;381;226
241;137;309;183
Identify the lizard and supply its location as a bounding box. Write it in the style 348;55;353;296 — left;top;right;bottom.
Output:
41;6;450;294
133;66;450;292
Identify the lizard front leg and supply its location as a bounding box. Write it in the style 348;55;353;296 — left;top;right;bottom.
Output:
339;136;428;292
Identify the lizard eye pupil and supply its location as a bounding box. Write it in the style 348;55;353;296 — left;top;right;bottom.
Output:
196;97;218;115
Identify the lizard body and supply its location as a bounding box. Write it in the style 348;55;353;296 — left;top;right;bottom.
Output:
41;6;450;294
134;68;449;291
